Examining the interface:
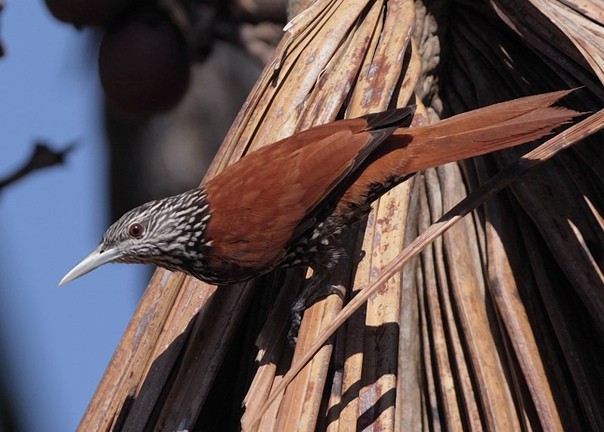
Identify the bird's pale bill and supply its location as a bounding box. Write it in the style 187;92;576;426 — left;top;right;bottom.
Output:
59;246;122;286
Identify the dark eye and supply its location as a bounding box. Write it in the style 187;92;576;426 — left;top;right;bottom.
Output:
128;223;144;238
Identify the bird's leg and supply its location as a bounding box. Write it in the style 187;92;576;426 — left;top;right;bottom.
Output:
288;261;346;345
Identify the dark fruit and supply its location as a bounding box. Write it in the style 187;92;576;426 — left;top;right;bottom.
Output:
98;12;190;116
44;0;126;26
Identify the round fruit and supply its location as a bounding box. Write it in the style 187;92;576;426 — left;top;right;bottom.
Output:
44;0;126;26
99;12;190;116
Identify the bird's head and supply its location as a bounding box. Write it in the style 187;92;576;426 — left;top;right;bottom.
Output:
59;188;211;286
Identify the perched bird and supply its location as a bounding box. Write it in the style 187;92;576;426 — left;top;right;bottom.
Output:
60;91;578;320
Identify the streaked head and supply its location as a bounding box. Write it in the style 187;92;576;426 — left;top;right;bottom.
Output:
59;188;212;285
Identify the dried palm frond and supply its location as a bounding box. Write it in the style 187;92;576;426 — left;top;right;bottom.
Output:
79;1;603;431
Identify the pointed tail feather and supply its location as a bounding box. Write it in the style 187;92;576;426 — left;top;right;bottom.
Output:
390;90;581;174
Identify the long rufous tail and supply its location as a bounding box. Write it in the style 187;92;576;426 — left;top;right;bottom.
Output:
389;89;580;174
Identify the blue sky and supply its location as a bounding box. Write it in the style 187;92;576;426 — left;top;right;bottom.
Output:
1;1;144;430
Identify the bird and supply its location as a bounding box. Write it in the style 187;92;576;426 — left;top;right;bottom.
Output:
60;90;578;327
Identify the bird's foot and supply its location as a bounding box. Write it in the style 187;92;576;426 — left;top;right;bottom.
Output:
287;283;346;346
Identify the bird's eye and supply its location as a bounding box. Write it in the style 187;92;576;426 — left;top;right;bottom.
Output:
128;223;144;238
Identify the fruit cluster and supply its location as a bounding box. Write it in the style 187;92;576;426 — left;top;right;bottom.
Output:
45;0;190;116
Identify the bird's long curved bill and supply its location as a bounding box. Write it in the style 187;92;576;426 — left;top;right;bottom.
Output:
59;246;122;286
